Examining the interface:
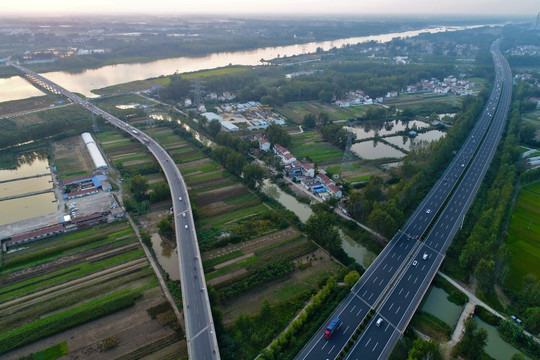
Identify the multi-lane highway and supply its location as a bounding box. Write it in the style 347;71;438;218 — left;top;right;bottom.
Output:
11;64;220;360
296;40;511;360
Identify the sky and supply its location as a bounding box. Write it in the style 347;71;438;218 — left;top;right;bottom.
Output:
1;0;538;16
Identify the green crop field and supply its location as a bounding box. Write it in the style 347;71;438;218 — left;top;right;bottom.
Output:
276;101;368;123
505;183;540;291
290;132;344;164
200;204;268;226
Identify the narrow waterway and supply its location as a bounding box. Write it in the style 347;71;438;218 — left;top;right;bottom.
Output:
261;179;312;222
151;233;180;281
474;315;530;360
339;229;377;269
420;286;462;327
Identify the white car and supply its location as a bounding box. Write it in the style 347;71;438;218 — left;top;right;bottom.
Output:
426;209;431;214
182;213;186;218
422;253;428;260
179;196;182;201
412;260;418;267
376;318;383;327
185;224;188;229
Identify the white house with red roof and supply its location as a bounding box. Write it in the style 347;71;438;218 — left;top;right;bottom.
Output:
258;137;271;152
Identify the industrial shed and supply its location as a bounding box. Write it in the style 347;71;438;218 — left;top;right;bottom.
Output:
81;132;107;169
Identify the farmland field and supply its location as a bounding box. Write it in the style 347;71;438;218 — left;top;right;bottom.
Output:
53;136;94;180
0;221;186;359
277;101;369;123
505;182;540;292
290;131;384;181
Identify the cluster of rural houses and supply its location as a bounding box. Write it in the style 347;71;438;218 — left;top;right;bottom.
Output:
258;137;342;200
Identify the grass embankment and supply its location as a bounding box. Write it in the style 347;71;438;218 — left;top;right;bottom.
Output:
505;181;540;292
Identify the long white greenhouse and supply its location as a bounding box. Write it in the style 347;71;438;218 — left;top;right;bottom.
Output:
81;132;107;169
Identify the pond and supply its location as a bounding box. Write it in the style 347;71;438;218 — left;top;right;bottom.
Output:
151;233;180;281
420;286;463;328
474;315;529;360
0;154;57;226
383;129;446;152
0;192;57;226
346;119;430;140
261;179;312;223
339;229;377;269
351;140;406;160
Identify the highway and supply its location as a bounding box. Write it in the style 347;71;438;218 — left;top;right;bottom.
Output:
296;40;511;360
11;64;220;360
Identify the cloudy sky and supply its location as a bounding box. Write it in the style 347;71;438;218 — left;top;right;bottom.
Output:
2;0;538;16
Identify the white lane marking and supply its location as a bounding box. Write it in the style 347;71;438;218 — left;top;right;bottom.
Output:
373;342;379;352
389;303;394;310
365;338;371;347
344;325;350;334
406;291;410;298
398;288;403;295
396;306;401;314
350;305;357;312
321;341;328;350
329;344;335;354
357;308;363;316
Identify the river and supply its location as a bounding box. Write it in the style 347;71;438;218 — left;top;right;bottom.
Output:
0;25;486;99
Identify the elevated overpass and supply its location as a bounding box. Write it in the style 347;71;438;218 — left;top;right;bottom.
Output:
11;64;220;360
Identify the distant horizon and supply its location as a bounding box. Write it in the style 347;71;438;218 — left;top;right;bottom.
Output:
1;0;538;18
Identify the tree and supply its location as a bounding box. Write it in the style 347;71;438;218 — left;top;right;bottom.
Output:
129;174;149;202
208;119;222;138
318;112;330;126
475;258;495;292
305;211;341;254
158;215;175;241
149;182;171;203
344;270;360;288
265;124;291;147
520;123;537;145
242;163;266;190
457;318;488;360
303;113;317;129
524;307;540;335
407;338;442;360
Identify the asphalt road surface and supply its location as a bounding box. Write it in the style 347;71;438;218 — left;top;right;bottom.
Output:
11;63;221;360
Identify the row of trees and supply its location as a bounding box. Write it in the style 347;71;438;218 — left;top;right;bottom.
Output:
446;99;522;304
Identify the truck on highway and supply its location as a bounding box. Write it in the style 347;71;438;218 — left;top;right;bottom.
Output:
324;317;341;339
142;137;150;144
132;129;139;135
